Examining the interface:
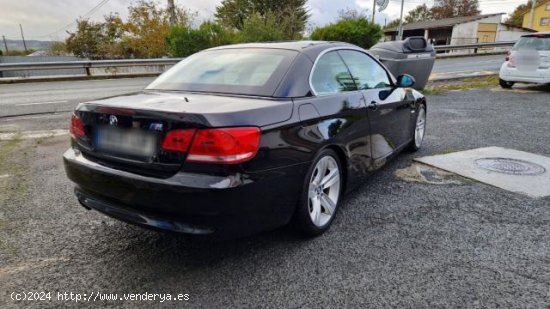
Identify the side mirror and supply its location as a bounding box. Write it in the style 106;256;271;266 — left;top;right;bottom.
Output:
396;74;415;88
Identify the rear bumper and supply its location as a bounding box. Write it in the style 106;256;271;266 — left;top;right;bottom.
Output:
499;64;550;84
63;148;308;238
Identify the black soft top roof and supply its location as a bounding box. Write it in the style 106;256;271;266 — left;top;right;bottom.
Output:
207;41;355;52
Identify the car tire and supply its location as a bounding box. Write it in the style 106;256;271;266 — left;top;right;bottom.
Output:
292;149;343;237
499;79;515;89
409;103;426;152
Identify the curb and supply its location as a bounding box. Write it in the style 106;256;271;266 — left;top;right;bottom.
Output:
429;72;498;82
435;51;506;60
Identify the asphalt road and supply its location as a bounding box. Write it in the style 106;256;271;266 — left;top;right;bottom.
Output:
431;54;504;80
0;55;505;119
432;54;504;73
0;86;549;307
0;77;153;118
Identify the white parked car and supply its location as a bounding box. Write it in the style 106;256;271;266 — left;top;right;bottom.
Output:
499;32;550;88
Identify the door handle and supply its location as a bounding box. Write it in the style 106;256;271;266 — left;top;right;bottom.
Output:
368;101;378;111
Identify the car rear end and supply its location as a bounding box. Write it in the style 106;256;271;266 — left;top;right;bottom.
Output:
500;33;550;85
63;47;309;238
63;98;306;238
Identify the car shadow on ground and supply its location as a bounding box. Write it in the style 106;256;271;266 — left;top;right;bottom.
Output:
80;150;422;280
80;161;391;269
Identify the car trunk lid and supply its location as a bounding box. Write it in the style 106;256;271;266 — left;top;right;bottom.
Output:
72;91;293;178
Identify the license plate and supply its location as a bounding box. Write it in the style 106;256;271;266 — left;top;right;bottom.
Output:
96;127;157;157
515;50;540;71
407;53;431;59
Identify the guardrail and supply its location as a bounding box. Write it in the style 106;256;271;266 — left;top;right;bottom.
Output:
434;41;515;52
0;58;183;75
0;42;516;76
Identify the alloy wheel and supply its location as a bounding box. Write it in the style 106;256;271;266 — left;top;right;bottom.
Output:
308;156;341;227
415;106;426;148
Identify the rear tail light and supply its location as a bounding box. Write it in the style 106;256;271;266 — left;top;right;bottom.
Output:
70;113;86;138
507;52;516;67
161;129;196;152
186;127;260;164
161;127;261;164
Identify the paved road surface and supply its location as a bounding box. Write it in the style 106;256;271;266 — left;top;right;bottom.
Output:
0;55;505;118
433;54;504;74
0;77;153;118
431;54;504;80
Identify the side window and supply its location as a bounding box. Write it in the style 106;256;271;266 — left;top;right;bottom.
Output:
311;51;357;95
338;50;392;90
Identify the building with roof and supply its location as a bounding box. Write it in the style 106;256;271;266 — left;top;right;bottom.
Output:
384;13;535;46
522;0;550;32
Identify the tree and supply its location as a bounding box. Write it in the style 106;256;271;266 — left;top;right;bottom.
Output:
215;0;308;39
166;21;235;57
122;0;196;58
431;0;480;19
199;21;236;47
384;4;433;30
99;13;126;58
310;11;383;49
166;26;209;57
238;11;285;42
65;14;126;59
384;19;401;29
65;0;196;59
383;5;431;30
277;2;309;40
122;1;171;58
215;0;250;30
505;0;544;27
405;4;433;23
66;19;110;59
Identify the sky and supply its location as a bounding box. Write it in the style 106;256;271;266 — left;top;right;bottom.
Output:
0;0;531;41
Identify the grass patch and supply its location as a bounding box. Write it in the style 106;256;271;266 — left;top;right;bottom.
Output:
0;134;28;257
423;75;499;95
0;133;28;205
35;133;55;146
0;133;22;171
422;88;445;96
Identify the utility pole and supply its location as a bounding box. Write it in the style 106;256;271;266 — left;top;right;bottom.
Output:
167;0;177;26
528;0;536;29
2;35;8;54
397;0;405;41
372;0;376;24
19;24;27;52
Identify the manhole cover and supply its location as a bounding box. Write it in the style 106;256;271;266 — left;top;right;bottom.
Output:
475;157;546;176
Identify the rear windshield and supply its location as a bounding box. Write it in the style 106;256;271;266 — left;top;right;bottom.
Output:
146;48;298;96
513;36;550;51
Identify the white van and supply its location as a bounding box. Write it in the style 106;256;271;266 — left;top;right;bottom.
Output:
499;32;550;88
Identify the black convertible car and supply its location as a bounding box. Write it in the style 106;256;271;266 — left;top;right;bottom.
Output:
64;41;427;238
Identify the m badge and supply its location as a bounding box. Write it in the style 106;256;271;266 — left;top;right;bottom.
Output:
109;115;118;126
